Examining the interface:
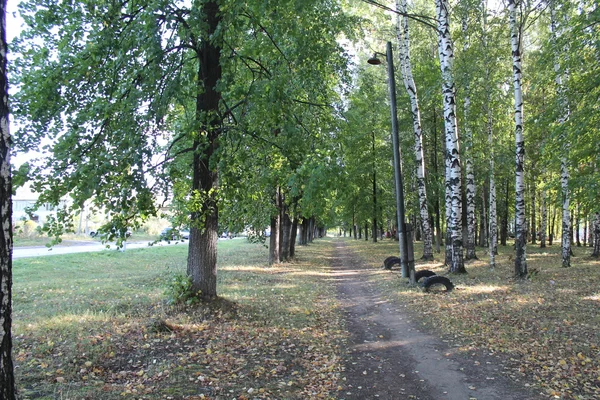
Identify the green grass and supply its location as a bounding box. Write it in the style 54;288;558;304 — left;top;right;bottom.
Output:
12;238;345;399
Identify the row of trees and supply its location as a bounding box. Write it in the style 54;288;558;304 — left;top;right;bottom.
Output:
336;0;600;275
2;0;600;395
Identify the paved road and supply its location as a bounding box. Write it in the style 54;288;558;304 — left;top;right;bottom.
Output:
13;240;188;259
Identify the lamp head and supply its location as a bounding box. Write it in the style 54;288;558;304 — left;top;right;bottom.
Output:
367;53;382;65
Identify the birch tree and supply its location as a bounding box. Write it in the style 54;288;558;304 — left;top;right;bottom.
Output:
460;9;477;261
396;0;433;260
482;0;498;269
509;0;528;278
436;0;465;273
0;0;17;396
550;0;571;268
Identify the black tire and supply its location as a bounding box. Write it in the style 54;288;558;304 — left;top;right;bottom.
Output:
422;275;454;293
415;269;436;283
384;256;401;270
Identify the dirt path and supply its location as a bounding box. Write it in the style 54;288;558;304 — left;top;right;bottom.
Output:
330;239;543;400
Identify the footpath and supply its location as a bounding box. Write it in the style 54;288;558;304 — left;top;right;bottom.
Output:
331;240;543;400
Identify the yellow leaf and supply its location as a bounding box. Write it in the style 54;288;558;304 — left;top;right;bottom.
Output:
206;348;212;355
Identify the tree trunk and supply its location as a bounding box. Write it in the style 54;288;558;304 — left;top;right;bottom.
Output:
437;0;465;273
289;217;298;258
187;1;221;299
461;15;477;261
484;14;498;263
396;0;434;260
269;198;281;265
281;203;292;261
592;212;600;257
551;3;571;268
531;187;537;244
575;205;581;246
550;206;556;245
588;214;593;247
509;0;527;278
432;108;442;254
0;1;17;395
364;222;368;241
540;189;547;248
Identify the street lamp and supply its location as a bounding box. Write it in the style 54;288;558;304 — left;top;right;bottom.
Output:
368;41;415;283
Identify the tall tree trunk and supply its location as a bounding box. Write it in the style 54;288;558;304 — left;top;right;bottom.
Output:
551;3;571;268
268;192;281;265
531;187;537;244
372;148;378;243
436;0;465;273
461;15;477;261
0;0;16;395
187;1;221;299
289;217;298;258
500;179;509;246
540;189;547;248
592;212;600;257
575;205;581;246
583;215;587;247
432;108;442;254
550;206;556;245
364;222;368;241
483;3;497;265
588;214;593;247
396;0;434;260
281;203;292;261
509;0;528;278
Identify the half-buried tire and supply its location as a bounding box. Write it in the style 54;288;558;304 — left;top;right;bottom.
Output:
422;275;454;293
384;256;401;270
415;269;436;283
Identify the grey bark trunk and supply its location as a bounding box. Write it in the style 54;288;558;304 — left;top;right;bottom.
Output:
436;0;465;273
187;0;221;299
289;217;298;258
281;203;292;261
509;0;528;278
593;212;600;257
269;214;280;265
396;0;433;260
540;189;547;248
1;1;17;395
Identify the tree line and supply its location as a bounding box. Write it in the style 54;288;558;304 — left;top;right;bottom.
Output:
2;0;600;396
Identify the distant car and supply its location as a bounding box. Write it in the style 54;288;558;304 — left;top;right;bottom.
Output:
160;227;190;241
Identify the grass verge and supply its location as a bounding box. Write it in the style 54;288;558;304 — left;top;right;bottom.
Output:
13;239;346;399
342;237;600;400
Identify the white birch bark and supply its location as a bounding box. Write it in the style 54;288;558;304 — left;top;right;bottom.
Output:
550;2;571;268
482;0;497;268
461;16;477;261
593;212;600;257
436;0;465;273
396;0;434;260
509;0;528;277
1;0;17;395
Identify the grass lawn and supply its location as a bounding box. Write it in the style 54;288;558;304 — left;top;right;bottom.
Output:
12;239;345;399
343;237;600;400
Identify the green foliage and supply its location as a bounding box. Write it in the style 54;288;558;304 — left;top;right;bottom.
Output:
164;273;202;306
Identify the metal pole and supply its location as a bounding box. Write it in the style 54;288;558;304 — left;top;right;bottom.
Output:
385;41;410;279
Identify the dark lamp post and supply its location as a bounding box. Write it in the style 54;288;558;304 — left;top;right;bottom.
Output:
368;41;415;283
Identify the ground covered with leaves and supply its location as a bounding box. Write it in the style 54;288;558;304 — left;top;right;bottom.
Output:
12;240;346;399
345;238;600;400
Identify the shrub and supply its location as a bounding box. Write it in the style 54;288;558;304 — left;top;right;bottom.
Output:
164;274;201;306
